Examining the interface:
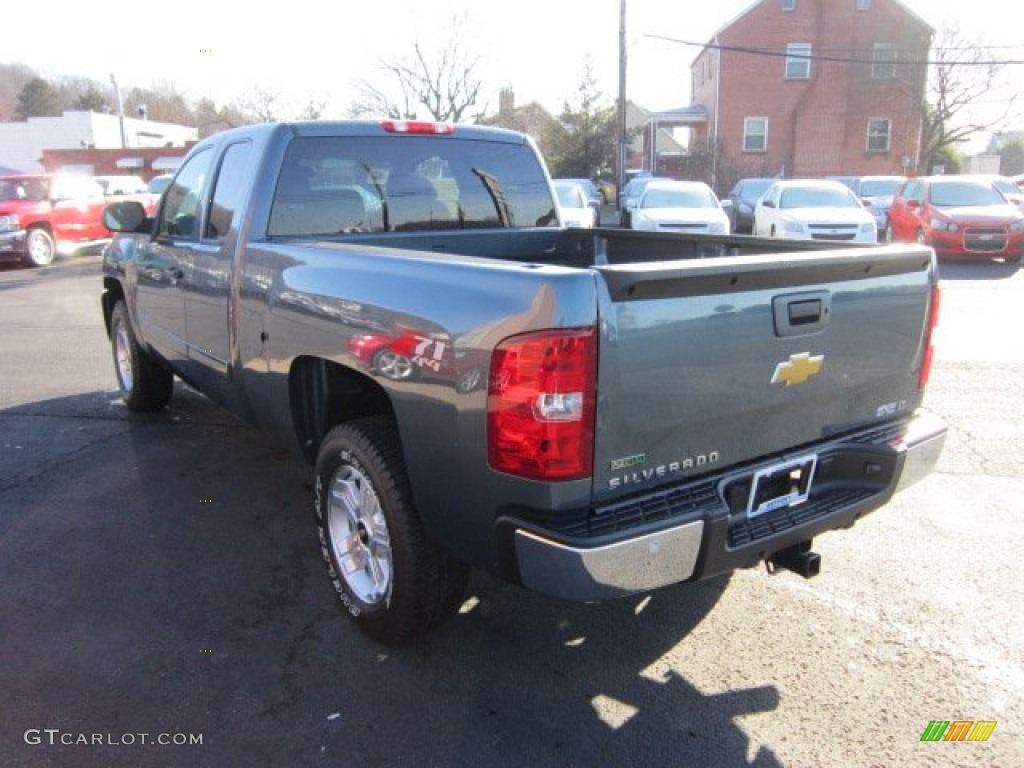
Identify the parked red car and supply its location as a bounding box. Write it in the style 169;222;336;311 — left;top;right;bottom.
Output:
888;176;1024;262
0;174;111;266
348;324;486;393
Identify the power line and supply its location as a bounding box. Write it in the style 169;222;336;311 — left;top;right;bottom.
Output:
643;34;1024;67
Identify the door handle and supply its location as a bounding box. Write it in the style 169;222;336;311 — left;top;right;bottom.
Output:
773;290;831;337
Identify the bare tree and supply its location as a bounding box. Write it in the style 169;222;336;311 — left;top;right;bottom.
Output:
297;99;327;121
241;86;280;123
349;14;485;122
916;25;1020;173
124;82;195;126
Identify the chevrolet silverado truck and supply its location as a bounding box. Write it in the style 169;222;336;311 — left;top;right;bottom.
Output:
0;174;111;266
100;120;946;642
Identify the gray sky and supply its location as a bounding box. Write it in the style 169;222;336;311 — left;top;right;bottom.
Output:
5;0;1019;129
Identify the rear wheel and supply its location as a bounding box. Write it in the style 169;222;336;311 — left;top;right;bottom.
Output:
24;228;56;267
110;301;173;410
315;417;468;642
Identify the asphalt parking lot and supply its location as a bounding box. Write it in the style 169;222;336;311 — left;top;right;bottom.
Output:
1;251;1021;767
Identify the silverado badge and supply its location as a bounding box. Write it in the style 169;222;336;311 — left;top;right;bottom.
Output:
771;352;824;386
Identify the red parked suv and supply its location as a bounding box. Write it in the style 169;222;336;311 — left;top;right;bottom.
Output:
0;174;111;267
888;175;1024;262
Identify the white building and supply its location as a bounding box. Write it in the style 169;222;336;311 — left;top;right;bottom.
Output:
0;111;196;173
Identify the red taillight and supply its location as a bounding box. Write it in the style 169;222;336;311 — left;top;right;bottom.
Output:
919;283;940;388
487;328;597;481
381;120;455;135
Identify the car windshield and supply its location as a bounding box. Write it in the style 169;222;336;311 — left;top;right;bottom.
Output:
859;179;903;197
0;178;48;202
642;187;717;209
989;178;1018;196
553;184;585;208
780;186;857;208
738;179;773;198
929;182;1006;207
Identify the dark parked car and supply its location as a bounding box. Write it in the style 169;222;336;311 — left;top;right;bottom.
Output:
726;177;774;233
856;175;905;239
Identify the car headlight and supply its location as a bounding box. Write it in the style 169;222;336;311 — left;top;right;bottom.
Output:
0;214;20;231
782;220;806;235
708;221;726;234
1010;218;1024;232
931;218;958;232
859;222;876;234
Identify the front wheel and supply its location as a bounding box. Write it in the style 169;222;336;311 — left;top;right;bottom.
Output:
371;348;417;381
24;228;56;267
315;417;468;642
110;300;173;410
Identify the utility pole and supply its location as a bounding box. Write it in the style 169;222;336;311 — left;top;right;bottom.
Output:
618;0;626;201
111;74;127;149
617;0;628;198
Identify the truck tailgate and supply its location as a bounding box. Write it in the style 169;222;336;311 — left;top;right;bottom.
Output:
591;245;937;501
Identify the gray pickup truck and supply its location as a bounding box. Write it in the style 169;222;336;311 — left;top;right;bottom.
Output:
101;120;946;642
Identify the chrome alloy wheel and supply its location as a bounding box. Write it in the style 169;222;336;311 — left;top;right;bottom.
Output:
114;320;134;392
373;349;415;380
327;464;393;605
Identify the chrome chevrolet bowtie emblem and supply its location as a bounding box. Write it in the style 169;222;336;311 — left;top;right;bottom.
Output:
771;352;824;386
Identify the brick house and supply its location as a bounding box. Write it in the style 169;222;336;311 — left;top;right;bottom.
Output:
478;88;558;157
689;0;933;191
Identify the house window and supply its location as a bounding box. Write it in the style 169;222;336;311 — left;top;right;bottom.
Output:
867;118;891;152
743;118;768;152
786;44;812;79
857;0;871;9
781;0;795;10
872;44;896;78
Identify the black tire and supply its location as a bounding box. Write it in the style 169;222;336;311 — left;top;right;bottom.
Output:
314;417;468;642
110;300;173;411
24;228;56;267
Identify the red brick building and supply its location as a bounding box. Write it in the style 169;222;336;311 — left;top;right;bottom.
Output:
689;0;932;190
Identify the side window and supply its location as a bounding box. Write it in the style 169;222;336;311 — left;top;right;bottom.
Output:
158;149;213;240
872;44;896;79
205;142;253;240
866;118;891;152
785;44;812;79
743;118;768;152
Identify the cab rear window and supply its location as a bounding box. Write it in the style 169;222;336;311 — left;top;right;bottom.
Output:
268;136;556;236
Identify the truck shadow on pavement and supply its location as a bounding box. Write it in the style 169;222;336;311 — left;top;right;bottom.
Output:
1;386;782;768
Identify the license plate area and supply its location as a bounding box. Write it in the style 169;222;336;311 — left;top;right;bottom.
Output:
746;454;818;518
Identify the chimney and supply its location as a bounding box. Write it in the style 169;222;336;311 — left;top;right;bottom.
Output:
499;88;514;119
